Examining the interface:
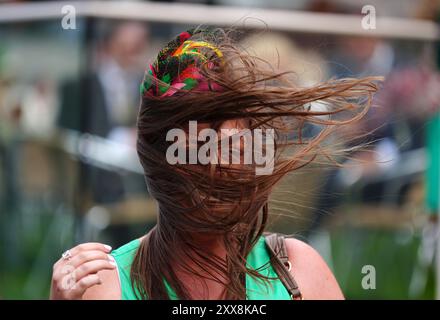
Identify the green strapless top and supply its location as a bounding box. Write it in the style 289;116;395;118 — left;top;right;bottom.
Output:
110;235;291;300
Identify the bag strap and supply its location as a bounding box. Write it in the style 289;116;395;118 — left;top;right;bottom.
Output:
264;232;303;300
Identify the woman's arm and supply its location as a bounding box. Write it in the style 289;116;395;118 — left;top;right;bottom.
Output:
285;238;344;300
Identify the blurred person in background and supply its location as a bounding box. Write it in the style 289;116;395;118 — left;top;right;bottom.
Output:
57;21;149;204
304;1;399;237
241;31;329;87
20;78;58;139
58;21;148;143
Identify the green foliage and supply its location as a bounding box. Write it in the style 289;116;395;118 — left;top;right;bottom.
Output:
330;227;435;299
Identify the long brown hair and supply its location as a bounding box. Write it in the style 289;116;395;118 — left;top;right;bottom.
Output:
131;27;382;299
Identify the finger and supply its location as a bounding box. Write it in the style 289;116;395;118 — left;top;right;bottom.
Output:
66;250;114;269
69;243;112;256
74;259;116;282
68;274;102;299
53;243;112;269
53;253;114;282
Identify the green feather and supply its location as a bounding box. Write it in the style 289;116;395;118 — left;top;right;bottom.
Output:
183;78;198;90
162;73;171;84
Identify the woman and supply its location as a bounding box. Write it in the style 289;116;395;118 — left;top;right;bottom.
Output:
50;28;381;300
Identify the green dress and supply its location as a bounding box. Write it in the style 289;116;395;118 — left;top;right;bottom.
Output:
111;235;291;300
426;112;440;214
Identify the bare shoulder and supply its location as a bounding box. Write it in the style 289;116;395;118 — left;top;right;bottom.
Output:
285;238;344;300
82;266;121;300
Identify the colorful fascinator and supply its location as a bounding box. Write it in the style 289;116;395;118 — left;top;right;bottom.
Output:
140;28;224;98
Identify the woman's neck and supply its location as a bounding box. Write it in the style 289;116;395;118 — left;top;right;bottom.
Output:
148;228;230;299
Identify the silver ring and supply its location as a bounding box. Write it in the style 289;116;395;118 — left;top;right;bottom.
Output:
61;249;72;261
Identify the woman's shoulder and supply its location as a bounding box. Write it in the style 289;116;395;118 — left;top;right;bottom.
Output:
284;238;345;300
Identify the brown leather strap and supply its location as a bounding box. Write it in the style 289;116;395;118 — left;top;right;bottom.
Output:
264;232;303;300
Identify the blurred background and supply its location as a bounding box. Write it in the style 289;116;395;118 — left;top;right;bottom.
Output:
0;0;439;299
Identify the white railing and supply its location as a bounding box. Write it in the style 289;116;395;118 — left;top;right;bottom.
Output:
0;1;438;41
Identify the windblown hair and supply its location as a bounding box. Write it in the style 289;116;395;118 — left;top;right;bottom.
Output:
132;27;382;299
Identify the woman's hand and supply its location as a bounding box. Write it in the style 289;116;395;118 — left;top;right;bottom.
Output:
50;243;117;300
